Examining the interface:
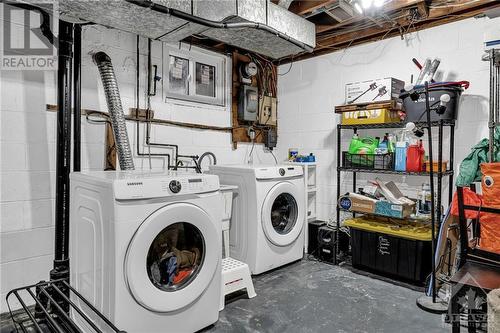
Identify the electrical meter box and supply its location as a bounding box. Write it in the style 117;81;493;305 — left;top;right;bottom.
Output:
238;85;258;122
258;95;277;126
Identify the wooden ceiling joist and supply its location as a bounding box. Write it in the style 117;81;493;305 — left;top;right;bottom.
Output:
185;0;500;64
291;0;500;62
288;0;337;15
316;0;425;35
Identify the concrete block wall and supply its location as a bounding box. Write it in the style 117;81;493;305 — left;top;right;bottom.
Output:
0;21;274;312
276;16;498;222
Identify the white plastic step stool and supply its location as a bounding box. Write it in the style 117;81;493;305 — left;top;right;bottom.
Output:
219;185;256;311
220;257;257;311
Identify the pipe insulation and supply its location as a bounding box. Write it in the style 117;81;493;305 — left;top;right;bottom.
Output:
93;52;135;170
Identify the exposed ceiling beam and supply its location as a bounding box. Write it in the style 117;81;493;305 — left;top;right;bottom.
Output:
288;0;337;15
277;0;295;9
286;0;500;63
316;0;495;50
428;0;496;18
316;0;425;34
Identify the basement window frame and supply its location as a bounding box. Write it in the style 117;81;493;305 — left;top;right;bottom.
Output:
164;44;227;107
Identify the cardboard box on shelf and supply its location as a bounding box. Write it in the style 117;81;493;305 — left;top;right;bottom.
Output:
345;77;404;105
375;200;415;219
338;194;375;214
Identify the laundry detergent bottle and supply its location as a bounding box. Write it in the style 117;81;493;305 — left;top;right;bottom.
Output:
406;139;425;172
348;134;378;155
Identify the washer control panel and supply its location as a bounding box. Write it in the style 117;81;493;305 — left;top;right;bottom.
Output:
114;173;219;200
254;165;303;180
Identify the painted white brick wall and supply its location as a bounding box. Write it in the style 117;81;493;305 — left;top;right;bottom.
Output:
276;16;499;222
0;22;274;312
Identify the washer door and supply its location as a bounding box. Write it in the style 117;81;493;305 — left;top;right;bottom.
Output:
261;182;304;247
125;202;218;312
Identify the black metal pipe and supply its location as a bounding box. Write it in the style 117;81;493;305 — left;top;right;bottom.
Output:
456;187;469;268
124;0;313;54
424;81;437;303
52;20;74;284
73;24;82;172
489;51;495;163
135;36;172;168
145;38;179;168
448;123;455;205
335;124;342;265
437;119;443;234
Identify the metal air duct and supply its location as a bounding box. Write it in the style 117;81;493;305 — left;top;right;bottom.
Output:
93;52;135;170
20;0;315;59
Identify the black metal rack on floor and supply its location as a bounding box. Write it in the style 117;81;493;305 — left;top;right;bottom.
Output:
334;119;456;301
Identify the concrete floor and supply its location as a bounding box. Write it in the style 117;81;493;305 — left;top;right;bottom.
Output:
1;259;449;333
206;259;448;333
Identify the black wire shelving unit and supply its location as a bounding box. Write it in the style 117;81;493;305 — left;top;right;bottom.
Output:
334;119;456;301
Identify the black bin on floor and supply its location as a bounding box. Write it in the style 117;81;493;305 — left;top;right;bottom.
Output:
346;218;432;284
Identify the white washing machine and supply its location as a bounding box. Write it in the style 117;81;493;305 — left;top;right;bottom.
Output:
209;165;304;275
69;171;222;333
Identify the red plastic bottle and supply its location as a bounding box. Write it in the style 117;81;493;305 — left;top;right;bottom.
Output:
406;140;425;172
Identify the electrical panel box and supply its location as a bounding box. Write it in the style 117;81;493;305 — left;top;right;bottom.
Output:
238;85;258;122
265;128;277;149
258;95;277;126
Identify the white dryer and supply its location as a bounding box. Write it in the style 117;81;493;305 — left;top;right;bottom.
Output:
209;165;304;275
69;171;222;333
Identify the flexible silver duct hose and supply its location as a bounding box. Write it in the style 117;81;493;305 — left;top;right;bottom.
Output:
93;52;135;170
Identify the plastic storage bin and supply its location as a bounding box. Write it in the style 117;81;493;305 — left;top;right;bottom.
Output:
400;85;462;122
344;217;432;284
